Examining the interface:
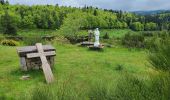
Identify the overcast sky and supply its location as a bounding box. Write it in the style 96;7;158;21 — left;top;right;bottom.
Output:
8;0;170;11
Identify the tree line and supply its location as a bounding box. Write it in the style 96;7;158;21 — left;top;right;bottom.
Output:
0;2;170;35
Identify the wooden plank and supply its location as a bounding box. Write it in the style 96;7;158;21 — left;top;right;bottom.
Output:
17;45;55;57
27;51;56;58
36;43;54;83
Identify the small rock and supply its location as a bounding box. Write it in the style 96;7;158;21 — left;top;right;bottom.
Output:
20;75;30;80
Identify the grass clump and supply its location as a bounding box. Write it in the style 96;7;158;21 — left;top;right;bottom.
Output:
113;74;149;100
113;73;170;100
122;33;145;48
149;37;170;71
115;64;124;71
88;82;109;100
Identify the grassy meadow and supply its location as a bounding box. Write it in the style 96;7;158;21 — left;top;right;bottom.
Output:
0;30;167;100
0;29;161;99
0;2;170;99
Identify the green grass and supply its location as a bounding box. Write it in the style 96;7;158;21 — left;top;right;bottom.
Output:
100;29;132;38
0;29;160;99
1;29;133;40
0;42;156;99
17;29;56;37
74;29;132;38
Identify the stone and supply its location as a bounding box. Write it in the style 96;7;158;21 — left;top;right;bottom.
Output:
20;75;30;80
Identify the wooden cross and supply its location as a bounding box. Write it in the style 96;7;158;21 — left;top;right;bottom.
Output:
27;43;55;83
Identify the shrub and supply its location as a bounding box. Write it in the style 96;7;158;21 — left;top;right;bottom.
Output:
122;33;145;48
103;32;109;39
1;39;19;46
0;11;19;35
130;22;144;31
0;34;5;42
115;64;124;71
144;36;160;50
141;31;154;37
145;22;157;31
149;37;170;71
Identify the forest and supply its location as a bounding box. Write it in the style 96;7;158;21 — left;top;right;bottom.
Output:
0;1;170;35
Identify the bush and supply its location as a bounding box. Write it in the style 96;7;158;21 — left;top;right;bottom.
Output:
1;39;19;46
122;33;145;48
149;37;170;71
144;36;160;50
130;22;144;31
141;31;154;37
0;11;19;35
103;32;109;39
0;34;5;42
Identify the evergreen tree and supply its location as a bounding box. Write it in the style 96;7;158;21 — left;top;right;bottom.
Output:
93;9;98;16
0;10;18;35
0;0;5;5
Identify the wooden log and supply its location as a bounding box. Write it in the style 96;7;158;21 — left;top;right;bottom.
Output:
27;51;56;58
17;45;55;57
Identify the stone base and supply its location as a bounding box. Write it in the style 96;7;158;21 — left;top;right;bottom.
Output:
88;45;104;50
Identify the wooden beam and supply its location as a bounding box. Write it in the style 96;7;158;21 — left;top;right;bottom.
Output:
27;51;56;58
17;45;55;57
36;43;54;83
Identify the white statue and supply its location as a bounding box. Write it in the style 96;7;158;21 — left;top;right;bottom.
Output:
94;28;100;47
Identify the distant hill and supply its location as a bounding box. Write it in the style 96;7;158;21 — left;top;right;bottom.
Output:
132;10;170;15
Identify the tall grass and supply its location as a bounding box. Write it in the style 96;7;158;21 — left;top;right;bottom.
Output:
122;33;145;48
149;36;170;71
23;35;45;45
87;73;170;100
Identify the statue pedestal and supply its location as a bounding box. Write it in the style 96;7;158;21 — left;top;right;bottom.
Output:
88;44;104;51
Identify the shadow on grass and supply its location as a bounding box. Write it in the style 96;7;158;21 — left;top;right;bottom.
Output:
87;48;104;52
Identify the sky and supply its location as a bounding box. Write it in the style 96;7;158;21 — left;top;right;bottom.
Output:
8;0;170;11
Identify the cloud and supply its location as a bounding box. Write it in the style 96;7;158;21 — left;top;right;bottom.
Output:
8;0;170;11
60;0;80;7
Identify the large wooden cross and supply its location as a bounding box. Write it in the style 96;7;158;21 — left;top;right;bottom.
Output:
27;43;55;83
